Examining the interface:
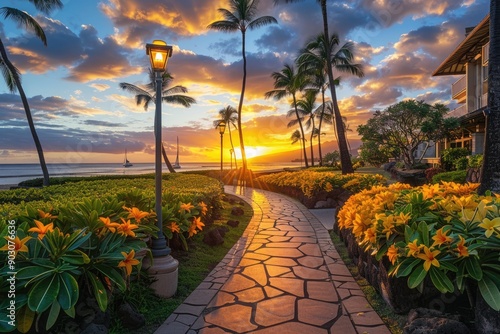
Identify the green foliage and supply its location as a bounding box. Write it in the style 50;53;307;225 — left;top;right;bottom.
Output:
468;154;483;169
432;170;467;184
441;148;470;171
358;141;391;167
338;182;500;312
0;174;223;333
358;100;459;169
322;150;340;167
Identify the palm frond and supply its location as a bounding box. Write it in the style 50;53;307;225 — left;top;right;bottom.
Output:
0;8;47;45
28;0;63;14
0;55;19;93
119;82;151;97
162;95;196;107
207;20;240;32
248;16;277;30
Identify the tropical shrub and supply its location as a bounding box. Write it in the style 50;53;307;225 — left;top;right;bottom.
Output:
0;201;150;333
337;181;500;312
441;147;470;171
0;175;222;332
432;170;467;184
256;170;387;198
425;167;444;183
468;154;483;168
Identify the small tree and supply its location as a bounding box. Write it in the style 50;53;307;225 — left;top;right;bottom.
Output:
358;100;459;169
358;141;391;167
322;150;340;167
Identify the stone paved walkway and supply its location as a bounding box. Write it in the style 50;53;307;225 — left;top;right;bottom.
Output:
155;186;391;334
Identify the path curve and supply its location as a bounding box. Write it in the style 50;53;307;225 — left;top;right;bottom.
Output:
155;186;390;334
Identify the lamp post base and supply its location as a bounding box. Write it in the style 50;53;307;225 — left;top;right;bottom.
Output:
143;255;179;298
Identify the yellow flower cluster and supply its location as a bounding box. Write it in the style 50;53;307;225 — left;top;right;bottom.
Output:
257;170;387;197
338;181;500;272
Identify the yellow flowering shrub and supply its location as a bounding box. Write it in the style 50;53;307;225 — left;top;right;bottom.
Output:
337;181;500;311
256;170;387;198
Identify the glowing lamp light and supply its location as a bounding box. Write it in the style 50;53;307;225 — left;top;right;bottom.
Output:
218;121;226;135
146;40;172;72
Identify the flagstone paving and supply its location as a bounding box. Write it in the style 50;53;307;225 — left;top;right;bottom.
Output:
155;186;390;334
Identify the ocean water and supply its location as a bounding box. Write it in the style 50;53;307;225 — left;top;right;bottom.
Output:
0;162;302;186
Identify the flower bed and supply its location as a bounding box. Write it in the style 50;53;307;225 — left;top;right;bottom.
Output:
337;181;500;332
255;170;387;208
0;175;223;333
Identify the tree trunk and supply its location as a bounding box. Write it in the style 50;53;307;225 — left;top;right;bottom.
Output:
479;1;500;194
229;124;238;169
317;89;326;166
238;31;248;173
320;0;354;174
310;118;315;167
161;143;176;173
293;94;309;168
0;38;50;186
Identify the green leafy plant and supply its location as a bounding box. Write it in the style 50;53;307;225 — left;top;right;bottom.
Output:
337;181;500;311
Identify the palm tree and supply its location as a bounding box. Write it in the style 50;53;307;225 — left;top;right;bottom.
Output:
119;69;196;173
479;1;500;194
208;0;277;173
274;0;360;174
296;90;319;167
290;129;305;166
265;64;311;167
213;106;239;169
297;31;364;171
0;1;63;186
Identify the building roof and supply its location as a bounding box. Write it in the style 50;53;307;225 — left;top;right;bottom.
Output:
433;14;490;76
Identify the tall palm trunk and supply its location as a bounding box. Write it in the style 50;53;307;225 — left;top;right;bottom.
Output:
228;125;238;169
317;88;326;166
309;118;315;167
0;39;50;186
320;0;353;174
293;94;309;167
161;144;176;173
237;31;248;172
479;1;500;194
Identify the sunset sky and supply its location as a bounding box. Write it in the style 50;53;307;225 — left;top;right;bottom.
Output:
0;0;489;165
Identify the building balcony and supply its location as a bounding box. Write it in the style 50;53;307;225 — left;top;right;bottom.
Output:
452;76;466;101
446;104;467;118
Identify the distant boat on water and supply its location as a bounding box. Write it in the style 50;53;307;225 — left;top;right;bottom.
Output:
173;137;181;169
123;150;133;167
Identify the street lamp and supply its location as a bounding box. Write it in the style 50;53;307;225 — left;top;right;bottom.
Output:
146;40;172;258
218;121;226;182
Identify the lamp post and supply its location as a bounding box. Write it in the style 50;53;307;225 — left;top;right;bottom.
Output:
218;122;226;182
146;40;172;257
230;148;234;170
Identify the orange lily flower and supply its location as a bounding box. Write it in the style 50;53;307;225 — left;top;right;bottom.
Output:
455;235;469;257
179;202;195;213
38;209;57;220
123;206;149;223
417;246;440;271
407;239;423;257
198;201;208;215
432;228;452;247
0;236;31;256
99;217;120;233
386;244;399;265
116;218;138;237
168;222;180;234
118;250;140;276
28;220;54;240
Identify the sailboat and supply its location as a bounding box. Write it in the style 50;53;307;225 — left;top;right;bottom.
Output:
173;136;181;169
123;149;133;167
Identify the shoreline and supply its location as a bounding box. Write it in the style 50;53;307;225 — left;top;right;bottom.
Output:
0;184;16;191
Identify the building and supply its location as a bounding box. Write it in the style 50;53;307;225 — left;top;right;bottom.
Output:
426;14;490;163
